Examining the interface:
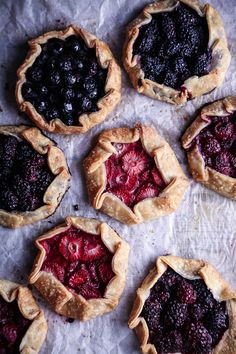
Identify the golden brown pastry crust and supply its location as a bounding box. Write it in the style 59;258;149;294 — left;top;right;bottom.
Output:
123;0;231;105
182;96;236;199
16;25;121;134
128;255;236;354
84;124;189;225
0;125;70;228
0;279;47;354
29;216;130;321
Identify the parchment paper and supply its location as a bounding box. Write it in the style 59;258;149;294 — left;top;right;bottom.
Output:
0;0;236;353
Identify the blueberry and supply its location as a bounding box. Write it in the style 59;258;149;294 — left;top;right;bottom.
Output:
34;100;48;113
47;70;61;86
61;114;74;126
83;77;96;93
61;102;73;114
46;57;58;70
22;83;37;101
66;36;82;53
88;87;98;99
35;51;48;66
74;73;82;85
48;93;58;104
73;58;84;70
87;60;99;76
63;72;76;86
97;69;107;83
80;97;92;111
61;87;75;101
58;56;73;71
27;66;43;82
45;107;60;121
74;91;83;101
47;38;64;56
36;84;48;97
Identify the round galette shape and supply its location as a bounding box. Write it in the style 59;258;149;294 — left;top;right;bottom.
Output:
123;0;231;105
182;96;236;199
29;216;130;321
129;255;236;354
84;124;189;225
16;25;121;134
0;279;47;353
0;125;70;228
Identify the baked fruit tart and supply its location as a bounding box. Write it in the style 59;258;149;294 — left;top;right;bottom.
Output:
29;216;130;321
16;25;121;134
0;279;47;353
182;96;236;199
129;255;236;354
123;0;231;104
84;124;189;225
0;125;70;228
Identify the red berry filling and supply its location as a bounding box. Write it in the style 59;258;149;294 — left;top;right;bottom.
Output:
105;141;166;208
133;3;212;90
40;226;115;300
0;297;31;353
0;135;54;212
193;112;236;177
141;268;229;353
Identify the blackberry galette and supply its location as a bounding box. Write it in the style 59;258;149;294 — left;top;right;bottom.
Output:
84;124;189;224
16;25;121;134
129;255;236;354
123;0;230;104
0;279;47;353
182;96;236;199
0;125;70;228
29;216;129;321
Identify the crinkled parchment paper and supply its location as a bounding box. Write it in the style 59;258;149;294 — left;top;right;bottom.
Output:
0;0;236;353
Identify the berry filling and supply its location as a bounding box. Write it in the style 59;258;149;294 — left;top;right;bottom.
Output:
133;3;212;90
40;226;115;299
141;268;229;354
22;35;108;126
105;141;166;208
0;297;31;353
192;111;236;177
0;135;54;212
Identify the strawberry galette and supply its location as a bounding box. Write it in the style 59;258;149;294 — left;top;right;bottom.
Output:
182;96;236;199
84;124;189;224
0;279;47;353
129;255;236;354
29;216;129;321
0;125;70;228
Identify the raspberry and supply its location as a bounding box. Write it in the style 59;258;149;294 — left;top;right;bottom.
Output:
77;283;102;300
59;234;83;262
122;150;147;175
68;266;90;288
165;300;188;328
151;167;165;187
108;187;133;206
42;262;65;282
135;183;160;204
82;237;106;262
176;281;197;304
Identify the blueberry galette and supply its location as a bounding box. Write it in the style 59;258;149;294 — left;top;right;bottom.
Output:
84;124;189;225
0;279;47;353
0;125;70;228
16;25;121;134
129;255;236;354
182;96;236;199
123;0;230;104
29;216;129;321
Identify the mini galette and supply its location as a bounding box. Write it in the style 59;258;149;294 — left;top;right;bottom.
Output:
84;124;189;225
29;216;129;321
0;125;70;228
16;25;121;134
0;279;47;353
182;96;236;200
123;0;230;104
129;255;236;354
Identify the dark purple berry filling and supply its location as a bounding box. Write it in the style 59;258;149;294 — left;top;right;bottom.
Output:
192;111;236;177
22;35;108;126
0;296;31;353
133;3;212;90
141;268;229;354
0;135;54;212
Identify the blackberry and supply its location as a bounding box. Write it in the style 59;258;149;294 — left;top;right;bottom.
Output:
165;300;188;328
1;190;19;211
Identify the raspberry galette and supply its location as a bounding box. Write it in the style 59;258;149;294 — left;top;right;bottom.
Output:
29;216;129;321
16;25;121;134
0;279;47;353
129;255;236;354
123;0;230;104
84;124;189;225
182;96;236;199
0;125;70;228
